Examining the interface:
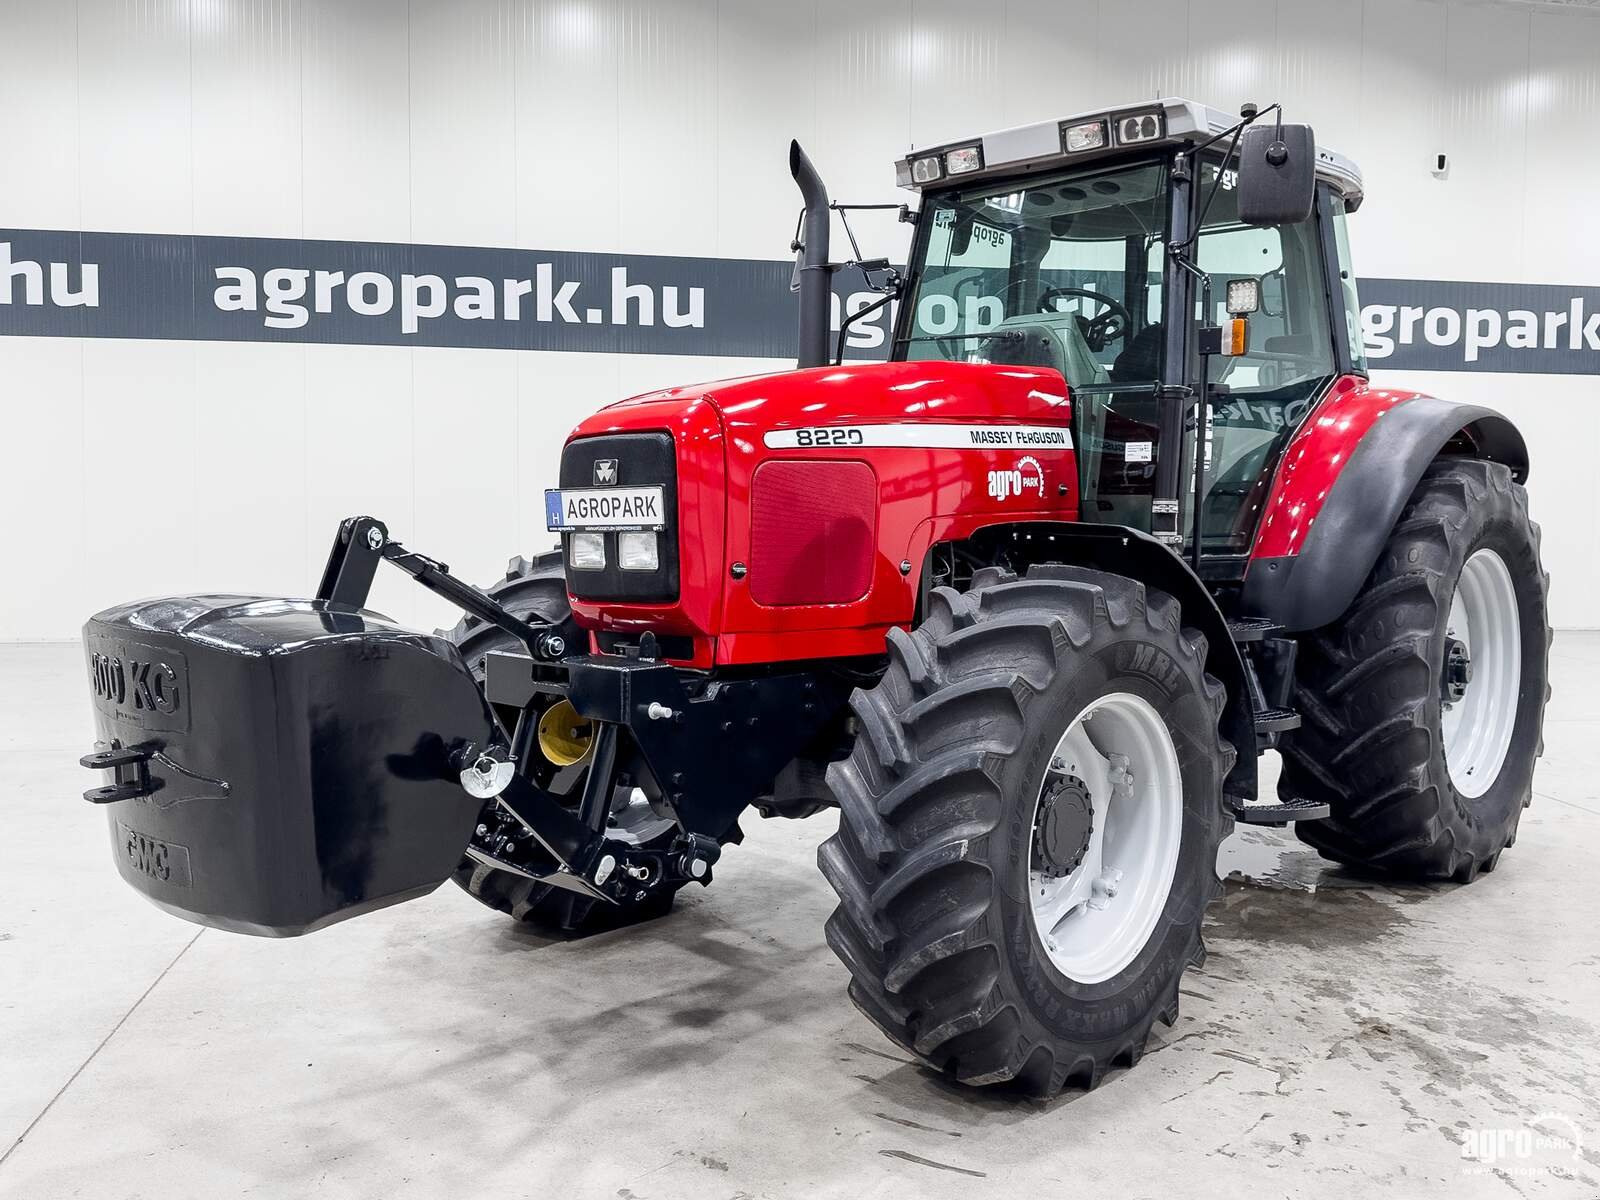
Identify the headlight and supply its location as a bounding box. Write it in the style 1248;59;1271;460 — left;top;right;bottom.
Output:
1062;119;1107;152
569;532;605;570
944;145;982;175
617;531;659;571
910;155;942;184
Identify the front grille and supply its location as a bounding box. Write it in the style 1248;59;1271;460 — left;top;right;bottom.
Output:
559;431;680;603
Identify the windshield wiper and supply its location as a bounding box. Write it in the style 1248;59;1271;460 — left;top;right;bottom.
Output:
893;330;1023;347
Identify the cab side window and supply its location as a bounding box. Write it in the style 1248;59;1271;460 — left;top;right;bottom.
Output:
1192;161;1338;554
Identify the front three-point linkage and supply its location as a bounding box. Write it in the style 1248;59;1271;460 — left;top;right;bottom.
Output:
315;515;720;907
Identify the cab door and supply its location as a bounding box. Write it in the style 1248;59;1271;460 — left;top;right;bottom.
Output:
1184;169;1345;559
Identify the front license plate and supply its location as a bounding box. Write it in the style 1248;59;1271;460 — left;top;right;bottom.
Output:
116;821;193;888
545;486;666;532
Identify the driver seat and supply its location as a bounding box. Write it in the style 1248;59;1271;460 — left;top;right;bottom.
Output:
982;312;1109;390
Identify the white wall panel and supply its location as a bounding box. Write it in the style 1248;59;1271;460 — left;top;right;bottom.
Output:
192;341;307;594
0;339;85;636
0;2;80;230
1435;1;1531;282
190;0;303;238
1356;0;1446;278
76;0;193;233
79;340;200;611
1522;9;1600;285
616;0;720;256
410;347;520;632
301;344;417;626
300;0;411;242
409;0;518;247
1001;2;1103;129
4;0;1600;636
1096;0;1190;106
513;0;623;253
1181;0;1279;113
909;0;1007;149
1274;0;1361;153
813;0;912;265
715;0;818;259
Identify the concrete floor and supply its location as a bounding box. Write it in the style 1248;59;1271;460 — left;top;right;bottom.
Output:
2;637;1597;1199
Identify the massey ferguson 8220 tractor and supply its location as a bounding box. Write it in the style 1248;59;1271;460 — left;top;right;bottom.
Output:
81;99;1549;1095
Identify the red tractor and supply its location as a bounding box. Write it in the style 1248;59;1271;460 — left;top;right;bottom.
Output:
82;99;1549;1096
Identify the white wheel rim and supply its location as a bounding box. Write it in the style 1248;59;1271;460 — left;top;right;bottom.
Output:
1441;548;1521;799
1027;693;1183;984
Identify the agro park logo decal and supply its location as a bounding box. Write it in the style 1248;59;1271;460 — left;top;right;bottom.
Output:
988;455;1045;502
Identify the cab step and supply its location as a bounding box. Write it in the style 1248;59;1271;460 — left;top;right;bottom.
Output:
1254;705;1301;734
1226;616;1283;644
1226;795;1331;826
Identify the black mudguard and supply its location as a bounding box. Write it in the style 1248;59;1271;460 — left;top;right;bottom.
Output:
82;596;496;936
959;523;1259;808
1241;398;1528;633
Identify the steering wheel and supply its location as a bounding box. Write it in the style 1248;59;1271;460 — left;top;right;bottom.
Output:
1037;287;1132;352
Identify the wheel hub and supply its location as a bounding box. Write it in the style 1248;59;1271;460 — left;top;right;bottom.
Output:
1027;693;1184;984
1034;773;1094;878
1443;637;1472;705
1441;548;1522;799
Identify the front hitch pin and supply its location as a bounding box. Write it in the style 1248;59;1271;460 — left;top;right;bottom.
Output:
460;751;515;799
646;702;676;721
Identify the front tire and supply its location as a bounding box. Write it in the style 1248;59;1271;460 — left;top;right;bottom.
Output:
820;565;1233;1094
1282;459;1551;882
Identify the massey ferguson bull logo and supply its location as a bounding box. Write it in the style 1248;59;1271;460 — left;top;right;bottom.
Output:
987;455;1046;502
594;459;618;485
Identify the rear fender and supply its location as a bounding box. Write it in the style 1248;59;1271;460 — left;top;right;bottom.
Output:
954;523;1258;805
1243;379;1528;633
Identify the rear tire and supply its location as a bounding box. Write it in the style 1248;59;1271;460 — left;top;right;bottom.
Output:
1282;460;1551;882
820;565;1233;1094
444;553;684;935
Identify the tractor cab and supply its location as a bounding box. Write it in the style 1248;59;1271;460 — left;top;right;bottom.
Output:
891;98;1366;564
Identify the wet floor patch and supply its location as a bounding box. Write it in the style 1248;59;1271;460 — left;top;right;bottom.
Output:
1218;826;1359;892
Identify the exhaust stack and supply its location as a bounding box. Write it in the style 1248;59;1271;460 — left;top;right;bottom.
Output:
789;140;831;369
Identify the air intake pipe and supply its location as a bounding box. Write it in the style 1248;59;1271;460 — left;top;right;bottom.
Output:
789;140;831;369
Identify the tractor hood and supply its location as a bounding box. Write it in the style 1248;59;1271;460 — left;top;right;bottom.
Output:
592;359;1070;430
559;360;1074;666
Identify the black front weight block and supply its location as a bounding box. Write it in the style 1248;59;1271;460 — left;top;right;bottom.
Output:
80;596;500;937
79;514;853;933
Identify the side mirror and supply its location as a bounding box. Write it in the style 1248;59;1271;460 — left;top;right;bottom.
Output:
1237;123;1316;225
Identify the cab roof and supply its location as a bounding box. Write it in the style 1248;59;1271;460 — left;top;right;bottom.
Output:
896;97;1363;211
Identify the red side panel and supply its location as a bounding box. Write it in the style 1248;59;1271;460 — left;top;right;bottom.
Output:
749;459;877;606
715;362;1076;664
1250;374;1432;560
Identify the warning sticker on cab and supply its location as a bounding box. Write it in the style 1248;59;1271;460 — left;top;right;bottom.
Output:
545;486;667;532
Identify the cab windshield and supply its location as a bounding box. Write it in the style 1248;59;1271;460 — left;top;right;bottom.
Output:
896;159;1172;532
896;158;1169;390
895;153;1340;555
